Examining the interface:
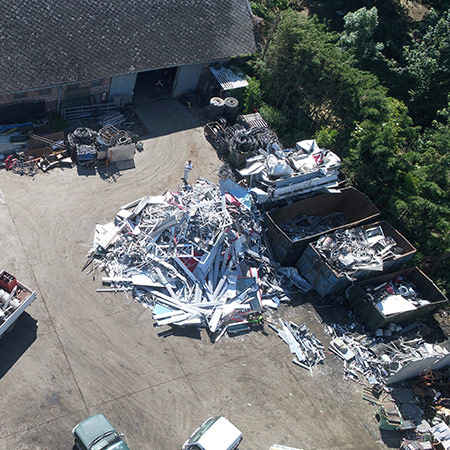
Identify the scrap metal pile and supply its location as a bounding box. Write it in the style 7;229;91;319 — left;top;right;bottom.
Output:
315;225;399;274
279;212;346;242
209;125;342;203
240;138;341;202
212;124;278;162
363;276;431;317
2;132;69;176
327;322;447;387
238;138;341;202
270;319;325;374
85;179;304;339
68;126;133;166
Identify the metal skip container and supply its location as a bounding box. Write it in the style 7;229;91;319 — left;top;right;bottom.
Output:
296;221;416;298
346;266;448;330
265;187;380;266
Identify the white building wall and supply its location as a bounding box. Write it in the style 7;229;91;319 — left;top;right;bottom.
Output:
171;64;203;97
109;73;138;103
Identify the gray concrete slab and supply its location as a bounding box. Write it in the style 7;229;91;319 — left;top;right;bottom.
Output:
56;309;185;406
0;332;87;439
0;101;390;450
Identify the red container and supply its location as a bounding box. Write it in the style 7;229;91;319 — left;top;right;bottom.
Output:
0;270;17;293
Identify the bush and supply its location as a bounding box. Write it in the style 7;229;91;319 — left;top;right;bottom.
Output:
243;78;264;113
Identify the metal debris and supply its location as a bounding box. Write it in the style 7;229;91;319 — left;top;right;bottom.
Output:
0;270;37;338
362;276;431;317
97;125;132;147
271;319;324;374
315;225;399;274
85;179;298;339
68;126;134;166
207;126;341;203
279;213;346;242
326;322;447;386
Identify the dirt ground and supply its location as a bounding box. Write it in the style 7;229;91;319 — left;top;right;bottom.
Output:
0;100;393;450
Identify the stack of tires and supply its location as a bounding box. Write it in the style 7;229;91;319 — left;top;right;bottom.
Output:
209;96;239;122
209;97;224;119
228;127;260;168
224;97;239;121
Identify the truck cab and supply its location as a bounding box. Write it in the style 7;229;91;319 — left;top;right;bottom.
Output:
72;414;130;450
182;416;242;450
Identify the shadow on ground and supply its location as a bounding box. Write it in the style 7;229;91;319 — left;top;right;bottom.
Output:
157;325;202;340
135;99;200;139
0;312;37;379
379;428;404;448
76;161;137;182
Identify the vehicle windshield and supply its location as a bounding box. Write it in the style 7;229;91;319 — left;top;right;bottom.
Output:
89;430;120;450
188;417;219;444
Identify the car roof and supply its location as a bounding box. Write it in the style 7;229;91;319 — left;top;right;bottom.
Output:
74;414;116;447
196;416;242;450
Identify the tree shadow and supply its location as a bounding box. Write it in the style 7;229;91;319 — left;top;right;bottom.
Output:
0;312;37;379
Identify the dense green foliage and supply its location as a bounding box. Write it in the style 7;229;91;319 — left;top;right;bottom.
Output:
245;2;450;292
394;8;450;124
339;7;384;62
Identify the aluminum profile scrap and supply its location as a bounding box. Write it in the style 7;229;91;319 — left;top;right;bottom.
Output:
315;225;399;274
84;179;311;340
270;319;325;375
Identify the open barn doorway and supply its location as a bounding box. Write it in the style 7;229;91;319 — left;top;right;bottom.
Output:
132;67;177;105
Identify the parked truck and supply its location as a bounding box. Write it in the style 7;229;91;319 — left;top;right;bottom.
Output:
0;270;37;338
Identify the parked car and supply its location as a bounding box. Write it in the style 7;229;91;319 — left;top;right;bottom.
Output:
182;416;243;450
72;414;130;450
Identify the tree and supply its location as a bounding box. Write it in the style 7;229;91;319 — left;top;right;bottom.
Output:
395;8;450;124
401;99;450;285
243;78;263;113
339;7;385;62
252;10;389;142
246;5;450;291
346;97;419;212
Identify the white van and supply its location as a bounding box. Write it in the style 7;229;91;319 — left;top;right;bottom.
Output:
182;416;243;450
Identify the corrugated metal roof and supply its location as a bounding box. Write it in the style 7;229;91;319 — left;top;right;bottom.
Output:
209;66;249;91
240;112;267;129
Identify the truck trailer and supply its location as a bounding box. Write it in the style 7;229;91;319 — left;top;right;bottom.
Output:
0;270;37;338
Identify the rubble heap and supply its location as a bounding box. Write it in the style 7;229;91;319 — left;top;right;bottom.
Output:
85;179;309;339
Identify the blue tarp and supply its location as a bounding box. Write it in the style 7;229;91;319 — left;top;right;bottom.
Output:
221;178;252;210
